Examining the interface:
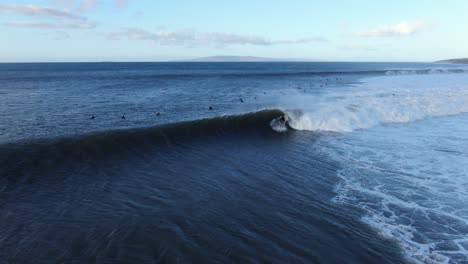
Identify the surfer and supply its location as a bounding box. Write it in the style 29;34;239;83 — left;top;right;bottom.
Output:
279;115;287;125
270;114;289;132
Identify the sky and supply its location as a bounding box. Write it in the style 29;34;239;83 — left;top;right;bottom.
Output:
0;0;467;62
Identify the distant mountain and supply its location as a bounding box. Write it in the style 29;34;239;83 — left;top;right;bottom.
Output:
435;58;468;64
185;56;290;62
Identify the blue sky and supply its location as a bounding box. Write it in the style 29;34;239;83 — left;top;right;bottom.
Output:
0;0;467;62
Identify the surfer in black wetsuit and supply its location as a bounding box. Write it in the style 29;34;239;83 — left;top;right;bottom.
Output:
279;115;287;125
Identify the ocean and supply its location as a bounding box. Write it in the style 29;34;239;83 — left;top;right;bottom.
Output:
1;62;468;263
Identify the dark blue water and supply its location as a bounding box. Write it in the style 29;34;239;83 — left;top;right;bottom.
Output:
2;62;468;263
0;61;450;143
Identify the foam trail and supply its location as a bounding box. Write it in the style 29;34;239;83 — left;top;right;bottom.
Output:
281;74;468;132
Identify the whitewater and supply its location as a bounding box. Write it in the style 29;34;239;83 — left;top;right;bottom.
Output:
281;73;468;264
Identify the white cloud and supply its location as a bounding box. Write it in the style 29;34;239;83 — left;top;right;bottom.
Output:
0;4;96;30
355;20;428;37
275;37;327;44
50;0;128;12
0;4;83;20
103;28;327;47
6;20;96;29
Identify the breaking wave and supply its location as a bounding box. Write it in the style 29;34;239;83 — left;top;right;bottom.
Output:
0;109;286;189
282;73;468;132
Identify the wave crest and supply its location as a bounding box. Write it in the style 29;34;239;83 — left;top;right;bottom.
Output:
282;74;468;132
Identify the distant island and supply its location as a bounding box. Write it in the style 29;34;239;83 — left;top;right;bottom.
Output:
181;56;308;62
435;58;468;64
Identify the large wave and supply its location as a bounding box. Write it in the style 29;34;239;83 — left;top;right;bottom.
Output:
282;73;468;132
0;109;285;188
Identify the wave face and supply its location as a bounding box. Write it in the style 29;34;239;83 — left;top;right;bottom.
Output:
0;109;284;188
281;73;468;132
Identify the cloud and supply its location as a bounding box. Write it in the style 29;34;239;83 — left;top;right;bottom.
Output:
275;37;328;44
103;28;327;47
355;20;428;37
6;20;96;29
49;0;76;9
50;0;128;12
0;4;83;20
0;4;96;30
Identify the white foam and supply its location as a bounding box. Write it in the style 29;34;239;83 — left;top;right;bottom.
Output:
270;117;288;132
280;74;468;132
289;73;468;263
324;114;468;263
384;68;468;76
